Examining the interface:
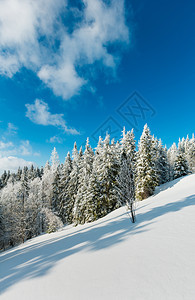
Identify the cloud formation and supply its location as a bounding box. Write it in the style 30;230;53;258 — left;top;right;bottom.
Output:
25;99;79;134
0;156;35;174
0;137;37;174
0;138;36;157
0;141;13;150
0;0;129;99
48;136;63;144
7;123;18;135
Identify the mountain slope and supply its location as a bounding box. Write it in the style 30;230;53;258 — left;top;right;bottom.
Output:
0;174;195;300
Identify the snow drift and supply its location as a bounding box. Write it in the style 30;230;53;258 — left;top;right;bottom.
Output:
0;174;195;300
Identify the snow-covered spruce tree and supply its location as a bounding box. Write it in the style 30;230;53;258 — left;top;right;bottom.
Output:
41;148;59;211
41;161;52;209
50;148;61;210
39;148;63;232
0;179;23;248
50;147;60;172
73;138;94;225
184;135;190;154
135;124;158;200
150;135;161;186
44;147;60;210
0;182;11;249
0;170;10;189
119;128;136;219
118;150;135;221
17;168;30;243
93;134;121;217
174;153;189;179
83;137;103;223
156;139;169;184
58;152;73;224
66;143;82;224
186;134;195;173
178;137;185;154
51;165;62;213
0;200;5;249
167;142;178;180
16;167;22;181
26;177;43;238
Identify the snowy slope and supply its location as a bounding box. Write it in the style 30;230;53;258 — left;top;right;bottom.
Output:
0;174;195;300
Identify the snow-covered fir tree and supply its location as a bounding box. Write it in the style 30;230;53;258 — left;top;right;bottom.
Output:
41;161;53;209
178;137;185;154
73;138;94;225
174;153;189;179
156;139;169;184
167;142;178;180
84;137;103;223
186;134;195;173
135;124;158;200
119;128;136;219
65;143;82;224
93;134;121;216
58;152;72;224
17;168;30;243
50;147;60;172
27;177;43;238
51;166;61;213
0;180;21;248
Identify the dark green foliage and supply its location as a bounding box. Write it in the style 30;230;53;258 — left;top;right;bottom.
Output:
174;153;189;179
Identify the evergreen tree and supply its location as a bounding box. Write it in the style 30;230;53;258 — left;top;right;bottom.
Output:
135;124;158;200
73;138;94;225
156;140;169;184
17;168;30;243
167;143;178;180
94;134;121;217
151;136;161;186
50;147;60;172
51;166;61;213
178;137;185;154
41;148;60;211
41;161;53;209
0;180;21;248
0;200;5;249
84;137;103;222
174;153;189;179
186;134;195;173
58;152;73;223
119;128;136;220
66;143;81;223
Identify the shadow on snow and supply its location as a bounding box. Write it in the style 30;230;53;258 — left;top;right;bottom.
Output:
0;193;194;294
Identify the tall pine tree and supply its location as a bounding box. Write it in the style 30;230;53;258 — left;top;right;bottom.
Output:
135;124;158;200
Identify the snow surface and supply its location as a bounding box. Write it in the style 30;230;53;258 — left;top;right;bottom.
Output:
0;174;195;300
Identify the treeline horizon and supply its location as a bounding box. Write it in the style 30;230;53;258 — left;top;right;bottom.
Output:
0;124;194;250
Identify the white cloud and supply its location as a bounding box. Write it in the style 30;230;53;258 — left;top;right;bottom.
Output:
19;140;32;156
0;156;35;174
0;0;129;99
0;126;38;174
38;63;86;100
7;122;18;135
48;136;63;144
0;141;13;149
0;139;35;157
25;99;79;134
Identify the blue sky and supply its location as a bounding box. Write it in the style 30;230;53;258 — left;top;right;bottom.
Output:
0;0;194;173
